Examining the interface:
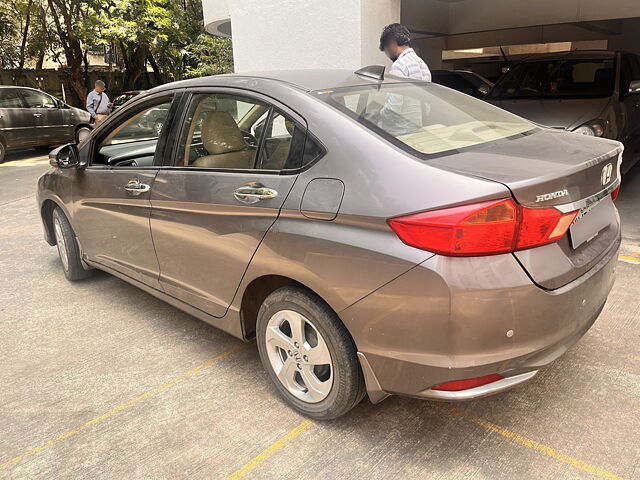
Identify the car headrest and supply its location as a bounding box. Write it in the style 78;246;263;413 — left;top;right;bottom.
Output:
201;111;247;155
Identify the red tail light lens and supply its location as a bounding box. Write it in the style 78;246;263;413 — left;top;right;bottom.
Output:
432;374;505;391
611;185;620;201
388;199;578;256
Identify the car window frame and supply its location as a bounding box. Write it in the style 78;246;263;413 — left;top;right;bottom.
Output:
87;90;183;170
0;88;28;109
165;87;310;176
18;88;58;109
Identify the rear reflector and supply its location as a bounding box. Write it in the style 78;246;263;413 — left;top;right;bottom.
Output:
611;185;620;201
388;198;578;256
432;374;505;391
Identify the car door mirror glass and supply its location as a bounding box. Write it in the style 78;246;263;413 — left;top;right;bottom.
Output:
51;143;80;169
629;80;640;95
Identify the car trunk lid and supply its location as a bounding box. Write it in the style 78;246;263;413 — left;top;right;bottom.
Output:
428;128;622;288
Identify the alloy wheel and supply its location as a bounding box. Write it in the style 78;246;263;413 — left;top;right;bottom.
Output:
264;309;333;403
53;217;69;271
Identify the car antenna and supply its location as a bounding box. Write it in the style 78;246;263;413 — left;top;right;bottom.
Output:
355;65;385;81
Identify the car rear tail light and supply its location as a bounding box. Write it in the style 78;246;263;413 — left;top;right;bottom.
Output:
387;198;578;256
611;185;620;201
432;374;505;391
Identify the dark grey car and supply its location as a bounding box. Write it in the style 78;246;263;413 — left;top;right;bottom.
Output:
0;86;92;163
37;69;621;419
487;50;640;173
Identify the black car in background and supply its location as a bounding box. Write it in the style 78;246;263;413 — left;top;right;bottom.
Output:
431;70;494;98
0;86;91;163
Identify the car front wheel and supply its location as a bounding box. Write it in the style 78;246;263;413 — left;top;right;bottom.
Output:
256;286;365;420
52;207;93;281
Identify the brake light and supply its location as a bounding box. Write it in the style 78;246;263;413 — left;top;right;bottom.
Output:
387;198;578;256
611;185;620;201
432;374;505;391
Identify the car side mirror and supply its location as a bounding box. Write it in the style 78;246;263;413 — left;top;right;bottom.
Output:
629;80;640;95
50;143;80;169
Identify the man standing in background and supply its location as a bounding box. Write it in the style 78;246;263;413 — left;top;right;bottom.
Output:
379;23;431;81
86;80;111;125
377;23;431;136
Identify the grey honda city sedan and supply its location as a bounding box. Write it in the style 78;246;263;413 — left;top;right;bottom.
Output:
37;68;622;419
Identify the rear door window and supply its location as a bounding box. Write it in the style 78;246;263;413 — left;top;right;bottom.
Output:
0;89;24;108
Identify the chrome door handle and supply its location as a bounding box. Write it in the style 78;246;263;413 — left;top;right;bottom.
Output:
33;113;42;118
233;184;278;204
124;179;151;196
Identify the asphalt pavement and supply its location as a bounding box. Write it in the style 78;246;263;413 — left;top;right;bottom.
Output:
0;149;639;479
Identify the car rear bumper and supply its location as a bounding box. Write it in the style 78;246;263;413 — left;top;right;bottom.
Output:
342;234;619;403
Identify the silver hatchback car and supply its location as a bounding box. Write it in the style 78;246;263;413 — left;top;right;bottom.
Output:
38;68;621;419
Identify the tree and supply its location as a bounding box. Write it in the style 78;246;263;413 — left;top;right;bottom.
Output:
184;34;233;78
46;0;100;105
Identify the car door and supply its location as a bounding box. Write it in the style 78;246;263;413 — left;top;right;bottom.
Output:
72;92;180;289
0;88;32;149
150;90;307;317
18;88;64;145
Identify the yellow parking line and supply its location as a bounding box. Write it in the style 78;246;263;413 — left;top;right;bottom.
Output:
0;343;248;472
226;420;315;479
0;157;48;168
443;406;627;480
618;255;640;264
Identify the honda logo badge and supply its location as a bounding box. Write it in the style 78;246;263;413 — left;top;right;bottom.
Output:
601;163;613;186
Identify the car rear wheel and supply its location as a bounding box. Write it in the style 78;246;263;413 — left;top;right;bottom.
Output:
52;207;93;281
256;286;365;420
0;142;5;164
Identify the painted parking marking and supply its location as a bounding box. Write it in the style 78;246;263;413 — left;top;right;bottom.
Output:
618;255;640;264
442;406;627;480
0;343;248;472
0;157;48;168
226;420;315;479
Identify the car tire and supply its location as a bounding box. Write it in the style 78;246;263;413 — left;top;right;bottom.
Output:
75;126;92;144
0;142;5;164
52;207;93;281
256;286;365;420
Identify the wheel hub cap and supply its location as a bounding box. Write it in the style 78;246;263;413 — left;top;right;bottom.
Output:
53;218;69;271
265;310;333;403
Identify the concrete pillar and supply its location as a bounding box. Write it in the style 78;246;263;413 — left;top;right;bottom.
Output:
213;0;400;72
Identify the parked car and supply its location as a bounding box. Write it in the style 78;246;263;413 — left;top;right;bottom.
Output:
38;68;622;419
111;90;143;111
487;50;640;173
0;86;92;163
431;69;494;98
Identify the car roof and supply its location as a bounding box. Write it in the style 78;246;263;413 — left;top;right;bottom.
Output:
151;68;411;94
518;50;618;62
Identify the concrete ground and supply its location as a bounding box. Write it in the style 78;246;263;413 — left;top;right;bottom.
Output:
0;149;639;480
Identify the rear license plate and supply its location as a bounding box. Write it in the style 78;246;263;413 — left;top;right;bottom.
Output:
569;196;613;249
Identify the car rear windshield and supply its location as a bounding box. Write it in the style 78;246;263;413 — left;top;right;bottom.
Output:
314;82;536;156
489;58;616;99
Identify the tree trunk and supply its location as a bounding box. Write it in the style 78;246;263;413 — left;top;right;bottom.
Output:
146;53;164;86
18;0;33;69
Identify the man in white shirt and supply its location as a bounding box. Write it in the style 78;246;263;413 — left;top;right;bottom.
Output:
378;23;431;135
380;23;431;81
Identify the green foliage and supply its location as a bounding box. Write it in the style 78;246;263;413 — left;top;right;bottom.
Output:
184;34;234;78
2;0;233;85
